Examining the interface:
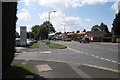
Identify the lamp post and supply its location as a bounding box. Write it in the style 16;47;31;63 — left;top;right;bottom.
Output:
61;24;65;33
47;11;56;43
48;11;56;22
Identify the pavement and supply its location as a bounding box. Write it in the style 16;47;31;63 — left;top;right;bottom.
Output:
13;41;120;80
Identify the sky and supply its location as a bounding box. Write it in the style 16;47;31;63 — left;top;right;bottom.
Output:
16;0;120;34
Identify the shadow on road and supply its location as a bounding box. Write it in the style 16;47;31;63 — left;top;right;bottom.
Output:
2;66;46;80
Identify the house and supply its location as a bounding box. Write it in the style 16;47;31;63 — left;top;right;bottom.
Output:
84;31;106;42
67;32;86;41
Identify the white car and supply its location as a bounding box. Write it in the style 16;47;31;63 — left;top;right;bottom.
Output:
16;38;34;46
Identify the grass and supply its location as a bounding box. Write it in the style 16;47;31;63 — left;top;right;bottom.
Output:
2;62;39;79
11;63;38;74
46;42;67;49
28;43;39;48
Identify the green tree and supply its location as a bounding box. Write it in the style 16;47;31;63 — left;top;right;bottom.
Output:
112;10;120;42
100;22;111;37
83;29;86;32
31;25;40;40
91;25;100;31
76;30;80;33
39;21;55;40
27;32;35;39
112;10;120;36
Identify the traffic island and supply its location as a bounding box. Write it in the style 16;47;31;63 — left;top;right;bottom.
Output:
45;42;67;49
27;43;39;48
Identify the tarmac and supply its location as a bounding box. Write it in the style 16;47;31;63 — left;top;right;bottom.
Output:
12;41;120;80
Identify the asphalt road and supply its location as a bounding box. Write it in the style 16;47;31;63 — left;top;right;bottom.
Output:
53;41;119;70
14;41;119;78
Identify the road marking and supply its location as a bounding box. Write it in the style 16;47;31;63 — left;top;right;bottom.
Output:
23;51;27;53
111;60;118;63
36;64;52;72
43;51;51;54
105;59;111;61
82;64;120;73
68;47;119;64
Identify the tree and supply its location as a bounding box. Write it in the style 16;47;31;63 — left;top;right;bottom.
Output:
100;22;111;37
31;25;40;40
112;10;120;36
76;30;80;33
91;25;100;31
39;21;55;40
83;29;86;32
91;23;111;37
112;10;120;42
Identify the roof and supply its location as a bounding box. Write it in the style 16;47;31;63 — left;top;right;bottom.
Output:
86;31;106;37
77;32;86;35
67;33;74;36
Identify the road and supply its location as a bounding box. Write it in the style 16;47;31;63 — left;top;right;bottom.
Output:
14;41;119;78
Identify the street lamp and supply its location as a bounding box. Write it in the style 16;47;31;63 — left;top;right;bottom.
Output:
48;11;56;22
61;24;65;33
47;11;56;43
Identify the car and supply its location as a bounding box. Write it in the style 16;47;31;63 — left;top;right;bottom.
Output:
15;38;34;46
15;38;20;46
28;38;37;43
27;39;34;46
79;38;89;43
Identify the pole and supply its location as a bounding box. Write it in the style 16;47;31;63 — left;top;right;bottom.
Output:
48;12;50;22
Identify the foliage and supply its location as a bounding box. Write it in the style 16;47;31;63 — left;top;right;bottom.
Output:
27;32;35;39
112;10;120;36
91;25;100;31
91;23;111;37
76;30;80;33
83;29;86;32
30;21;55;40
100;23;111;37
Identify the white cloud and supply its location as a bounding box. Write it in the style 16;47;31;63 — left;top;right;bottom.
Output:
21;0;109;10
39;11;92;32
112;0;120;13
17;9;31;20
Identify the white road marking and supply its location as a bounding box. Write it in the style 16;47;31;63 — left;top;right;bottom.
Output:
36;64;52;72
23;51;27;53
68;47;119;64
105;59;111;61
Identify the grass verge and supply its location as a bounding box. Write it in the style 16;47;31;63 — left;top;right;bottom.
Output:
46;42;67;49
28;43;39;48
11;63;38;74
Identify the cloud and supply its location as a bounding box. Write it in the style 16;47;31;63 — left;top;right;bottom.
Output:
112;0;120;13
22;0;109;10
17;9;31;20
39;11;92;32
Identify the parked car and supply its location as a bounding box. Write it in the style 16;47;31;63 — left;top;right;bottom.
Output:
15;38;20;46
28;38;37;43
79;38;89;43
27;39;34;46
15;38;34;46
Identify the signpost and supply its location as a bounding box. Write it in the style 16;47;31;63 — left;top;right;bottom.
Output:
20;26;27;46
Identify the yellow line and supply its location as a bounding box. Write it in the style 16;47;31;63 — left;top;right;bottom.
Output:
82;64;120;73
